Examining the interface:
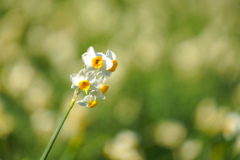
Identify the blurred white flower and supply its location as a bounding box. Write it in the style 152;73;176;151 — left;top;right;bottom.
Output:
103;130;144;160
23;78;53;113
2;59;35;98
133;36;163;71
30;109;56;142
194;98;228;136
178;139;203;160
222;112;240;140
172;39;202;79
154;121;187;149
80;1;119;34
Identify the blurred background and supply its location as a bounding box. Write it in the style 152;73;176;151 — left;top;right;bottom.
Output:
0;0;240;159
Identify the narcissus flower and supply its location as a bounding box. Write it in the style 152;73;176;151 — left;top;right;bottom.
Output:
107;50;118;72
98;50;118;78
70;46;117;109
76;93;98;108
70;69;97;91
82;46;113;71
222;112;240;140
92;77;109;100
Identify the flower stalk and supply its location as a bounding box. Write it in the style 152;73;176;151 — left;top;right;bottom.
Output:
40;89;80;160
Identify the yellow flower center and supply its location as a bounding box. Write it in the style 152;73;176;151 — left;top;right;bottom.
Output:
100;85;109;94
78;80;90;90
88;100;98;108
109;60;118;72
92;56;103;68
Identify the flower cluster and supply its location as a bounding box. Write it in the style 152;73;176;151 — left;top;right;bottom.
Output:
70;46;118;108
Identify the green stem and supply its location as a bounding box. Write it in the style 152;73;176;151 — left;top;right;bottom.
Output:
40;89;80;160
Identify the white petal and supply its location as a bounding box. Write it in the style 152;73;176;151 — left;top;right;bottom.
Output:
71;76;81;89
97;70;105;76
71;82;79;89
102;76;109;83
97;76;108;85
90;89;105;100
82;54;94;66
79;69;94;80
78;95;93;106
70;73;78;83
85;95;93;102
100;60;107;71
85;65;97;72
89;91;98;100
78;69;85;77
97;76;104;85
104;57;113;70
89;81;98;90
82;47;96;66
90;90;98;99
87;46;97;56
106;50;116;60
98;92;105;100
97;70;111;78
86;72;96;82
76;101;88;107
105;71;112;77
71;77;84;89
96;52;105;58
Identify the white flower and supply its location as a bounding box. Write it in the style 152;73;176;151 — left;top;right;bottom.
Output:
92;77;109;100
76;93;98;108
70;46;117;109
70;69;97;91
98;50;118;78
222;112;240;140
82;46;113;71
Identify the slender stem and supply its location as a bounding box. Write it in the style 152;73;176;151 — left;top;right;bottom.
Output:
40;89;80;160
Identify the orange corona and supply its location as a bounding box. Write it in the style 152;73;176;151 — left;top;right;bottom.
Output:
92;56;103;68
89;100;98;108
101;85;109;94
109;60;118;72
78;80;90;90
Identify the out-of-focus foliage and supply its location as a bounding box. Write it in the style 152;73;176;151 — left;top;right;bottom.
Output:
0;0;240;159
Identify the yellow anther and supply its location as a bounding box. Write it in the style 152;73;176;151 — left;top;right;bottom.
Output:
78;80;90;90
89;100;98;108
109;60;118;72
100;85;109;94
92;56;103;68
